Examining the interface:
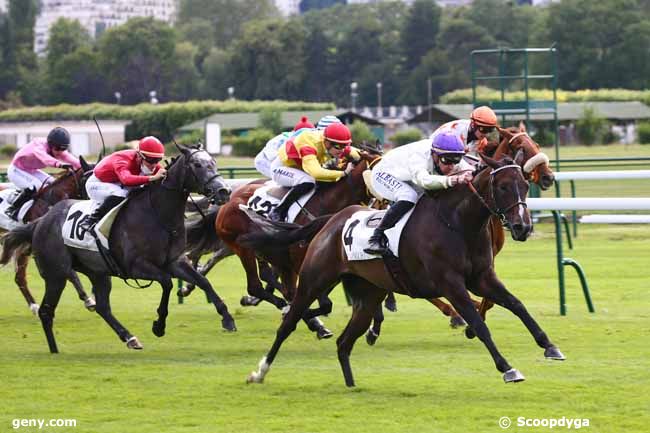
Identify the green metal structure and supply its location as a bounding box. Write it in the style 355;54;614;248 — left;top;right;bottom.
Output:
470;47;560;173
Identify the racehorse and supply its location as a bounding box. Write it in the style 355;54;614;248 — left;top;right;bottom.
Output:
211;150;382;338
1;159;97;314
244;153;565;387
366;122;555;343
0;144;234;353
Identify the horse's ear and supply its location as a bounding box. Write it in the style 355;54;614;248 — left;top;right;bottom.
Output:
79;155;91;172
479;152;499;169
514;148;525;167
175;142;190;155
519;121;527;133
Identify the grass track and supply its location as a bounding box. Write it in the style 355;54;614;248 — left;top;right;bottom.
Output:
0;223;648;433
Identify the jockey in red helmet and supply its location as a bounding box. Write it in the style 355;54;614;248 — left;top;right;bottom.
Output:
80;136;167;231
267;122;360;222
5;126;81;220
254;116;315;179
364;133;474;256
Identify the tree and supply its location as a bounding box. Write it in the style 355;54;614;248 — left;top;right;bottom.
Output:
400;0;441;71
200;47;233;100
166;42;201;101
5;0;39;103
97;17;177;104
47;46;105;104
229;19;307;100
177;0;279;49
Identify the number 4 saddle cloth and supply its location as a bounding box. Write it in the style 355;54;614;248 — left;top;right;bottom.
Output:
342;206;416;262
62;199;128;251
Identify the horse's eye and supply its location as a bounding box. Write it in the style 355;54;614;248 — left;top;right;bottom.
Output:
193;162;202;168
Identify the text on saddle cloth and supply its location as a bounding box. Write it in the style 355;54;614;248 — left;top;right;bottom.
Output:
246;183;316;223
62;199;128;251
0;188;34;230
342;206;416;262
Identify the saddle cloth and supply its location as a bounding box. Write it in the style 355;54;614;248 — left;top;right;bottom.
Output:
246;181;316;223
62;199;127;251
0;188;34;230
341;206;416;262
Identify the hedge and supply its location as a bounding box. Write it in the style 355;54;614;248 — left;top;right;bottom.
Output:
0;100;335;143
440;87;650;106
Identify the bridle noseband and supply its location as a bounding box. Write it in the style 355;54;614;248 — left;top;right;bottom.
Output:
162;148;224;197
468;164;528;227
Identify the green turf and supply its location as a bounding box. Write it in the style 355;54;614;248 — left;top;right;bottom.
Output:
0;223;648;433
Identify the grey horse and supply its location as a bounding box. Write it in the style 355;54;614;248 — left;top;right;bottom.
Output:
0;143;235;353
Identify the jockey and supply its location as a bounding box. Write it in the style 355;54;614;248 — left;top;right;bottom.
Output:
364;133;474;256
316;115;342;130
80;136;167;231
430;105;499;157
5;126;81;220
254;116;315;178
267;122;360;222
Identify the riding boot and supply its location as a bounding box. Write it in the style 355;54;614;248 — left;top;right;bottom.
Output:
79;195;126;233
4;187;36;221
268;182;314;222
364;200;415;256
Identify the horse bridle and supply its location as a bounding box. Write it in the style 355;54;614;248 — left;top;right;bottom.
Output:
162;148;224;197
504;131;550;178
467;164;528;227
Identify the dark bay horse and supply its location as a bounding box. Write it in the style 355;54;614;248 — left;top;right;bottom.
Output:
212;151;381;337
0;144;234;353
1;159;97;314
244;154;565;387
367;123;556;343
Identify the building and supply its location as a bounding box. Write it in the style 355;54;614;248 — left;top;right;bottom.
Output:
34;0;177;55
274;0;301;16
0;0;7;13
0;120;131;156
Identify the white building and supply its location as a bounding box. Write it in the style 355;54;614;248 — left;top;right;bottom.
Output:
274;0;300;16
34;0;177;55
0;0;7;13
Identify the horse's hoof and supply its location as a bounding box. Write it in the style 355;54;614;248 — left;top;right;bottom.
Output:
84;297;96;312
503;368;525;383
450;315;467;328
544;346;566;360
365;329;379;346
126;336;143;350
246;372;264;384
152;321;166;337
176;286;191;298
465;327;476;339
317;327;333;340
240;295;262;306
384;299;397;312
29;303;40;315
222;317;237;332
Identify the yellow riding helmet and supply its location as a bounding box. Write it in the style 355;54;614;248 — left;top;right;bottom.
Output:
470;106;498;127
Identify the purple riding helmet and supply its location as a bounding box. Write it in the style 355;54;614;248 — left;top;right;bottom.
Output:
431;132;465;156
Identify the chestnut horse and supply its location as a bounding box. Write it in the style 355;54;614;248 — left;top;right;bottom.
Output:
1;159;96;314
214;150;382;338
244;154;565;387
366;123;555;343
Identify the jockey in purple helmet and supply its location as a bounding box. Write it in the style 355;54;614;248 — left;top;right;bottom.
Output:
364;132;474;256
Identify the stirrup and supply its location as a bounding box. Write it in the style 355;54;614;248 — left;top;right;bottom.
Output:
364;234;389;256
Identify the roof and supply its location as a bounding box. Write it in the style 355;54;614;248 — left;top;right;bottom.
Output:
408;101;650;123
179;110;383;132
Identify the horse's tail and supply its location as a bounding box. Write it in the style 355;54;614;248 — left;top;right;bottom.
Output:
238;211;332;253
0;222;36;265
185;207;220;257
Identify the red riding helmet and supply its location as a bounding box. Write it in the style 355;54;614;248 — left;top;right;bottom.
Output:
324;123;352;145
138;136;165;158
293;116;314;131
